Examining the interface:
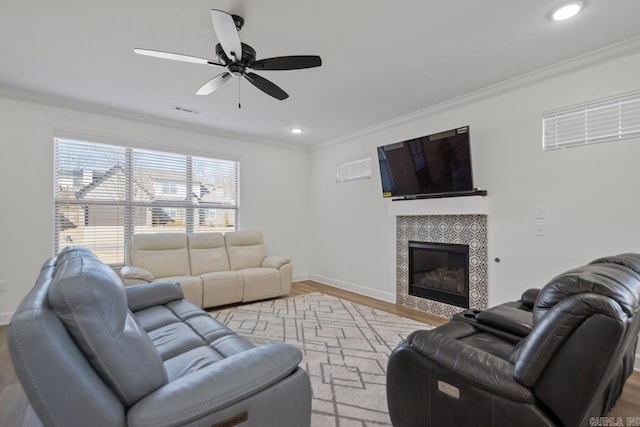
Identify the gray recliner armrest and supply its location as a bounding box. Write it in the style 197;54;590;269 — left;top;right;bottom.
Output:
127;343;303;427
125;281;184;312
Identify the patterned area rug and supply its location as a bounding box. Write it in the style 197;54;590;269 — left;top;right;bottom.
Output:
211;292;434;426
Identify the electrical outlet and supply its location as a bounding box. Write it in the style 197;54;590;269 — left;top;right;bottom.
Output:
534;207;545;219
534;222;545;237
0;280;7;293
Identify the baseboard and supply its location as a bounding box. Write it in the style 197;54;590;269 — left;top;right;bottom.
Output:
0;311;13;325
292;273;310;282
308;274;396;303
635;352;640;371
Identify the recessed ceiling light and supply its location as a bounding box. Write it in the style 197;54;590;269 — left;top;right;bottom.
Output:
290;128;303;134
551;2;583;21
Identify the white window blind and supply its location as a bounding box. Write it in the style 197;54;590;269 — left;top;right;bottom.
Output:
336;156;372;183
55;138;239;264
543;90;640;150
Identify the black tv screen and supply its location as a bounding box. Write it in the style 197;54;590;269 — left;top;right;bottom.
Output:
377;126;473;199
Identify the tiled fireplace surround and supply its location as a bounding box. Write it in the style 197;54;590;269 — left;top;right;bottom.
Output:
396;214;488;318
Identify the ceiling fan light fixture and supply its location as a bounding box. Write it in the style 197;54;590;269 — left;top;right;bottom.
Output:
551;2;583;21
290;128;303;134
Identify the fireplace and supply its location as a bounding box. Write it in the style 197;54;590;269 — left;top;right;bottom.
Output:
408;241;470;309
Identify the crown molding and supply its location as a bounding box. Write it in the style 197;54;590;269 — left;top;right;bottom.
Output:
313;36;640;152
0;84;311;153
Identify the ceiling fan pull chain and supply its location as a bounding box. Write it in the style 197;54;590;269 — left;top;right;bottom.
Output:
238;78;241;109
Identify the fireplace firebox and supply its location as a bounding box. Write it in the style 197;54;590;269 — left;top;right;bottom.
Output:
408;241;469;308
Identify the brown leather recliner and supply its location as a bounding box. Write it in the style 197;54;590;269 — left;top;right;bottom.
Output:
387;254;640;427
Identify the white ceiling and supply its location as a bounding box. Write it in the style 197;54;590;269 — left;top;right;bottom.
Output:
2;1;640;147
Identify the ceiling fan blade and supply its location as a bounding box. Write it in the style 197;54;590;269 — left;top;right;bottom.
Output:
250;55;322;71
244;72;289;100
211;9;242;63
196;72;232;95
134;48;223;66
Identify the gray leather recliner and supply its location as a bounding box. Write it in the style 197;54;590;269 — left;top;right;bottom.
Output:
8;246;312;427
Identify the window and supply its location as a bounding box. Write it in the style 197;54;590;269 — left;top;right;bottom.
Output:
543;90;640;150
54;138;239;264
161;182;178;195
336;155;372;183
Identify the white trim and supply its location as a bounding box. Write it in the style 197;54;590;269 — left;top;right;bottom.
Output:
635;352;640;371
313;36;640;151
0;311;13;326
292;273;310;282
0;84;310;153
2;38;640;154
309;274;396;303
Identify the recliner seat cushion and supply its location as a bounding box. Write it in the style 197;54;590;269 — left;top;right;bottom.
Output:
48;249;167;407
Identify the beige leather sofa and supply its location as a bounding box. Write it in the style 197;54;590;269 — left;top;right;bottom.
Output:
120;231;292;308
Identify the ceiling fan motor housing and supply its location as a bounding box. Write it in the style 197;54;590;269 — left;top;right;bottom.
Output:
215;42;256;71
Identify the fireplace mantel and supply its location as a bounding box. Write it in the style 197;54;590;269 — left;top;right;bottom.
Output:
387;195;488;216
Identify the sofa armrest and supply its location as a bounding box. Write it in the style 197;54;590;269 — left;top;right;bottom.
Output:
520;288;540;309
125;281;184;312
475;305;533;337
262;256;291;269
512;293;624;387
120;266;154;282
126;343;303;427
408;328;534;403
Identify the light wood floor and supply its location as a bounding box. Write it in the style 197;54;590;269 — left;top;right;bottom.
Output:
1;280;639;426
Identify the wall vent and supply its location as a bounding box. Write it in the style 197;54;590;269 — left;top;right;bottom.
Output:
337;155;371;183
175;106;201;114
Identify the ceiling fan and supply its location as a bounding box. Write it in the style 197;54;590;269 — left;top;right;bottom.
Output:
134;9;322;104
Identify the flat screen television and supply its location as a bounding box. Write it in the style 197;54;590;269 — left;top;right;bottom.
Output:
377;126;474;199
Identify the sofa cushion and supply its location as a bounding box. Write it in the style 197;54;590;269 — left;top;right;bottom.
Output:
147;322;207;360
164;347;224;382
225;231;267;270
131;233;191;278
48;248;167;407
188;232;230;275
240;267;280;302
200;271;243;307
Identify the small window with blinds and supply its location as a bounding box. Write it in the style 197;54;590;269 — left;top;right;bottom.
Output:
54;138;239;265
336;156;372;183
543;90;640;150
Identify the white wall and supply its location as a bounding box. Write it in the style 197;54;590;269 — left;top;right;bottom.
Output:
309;51;640;308
0;96;310;323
